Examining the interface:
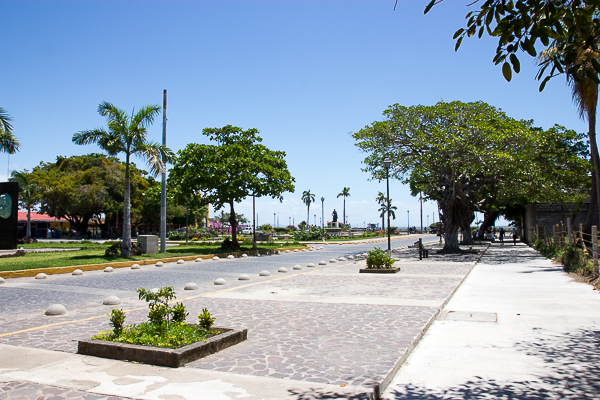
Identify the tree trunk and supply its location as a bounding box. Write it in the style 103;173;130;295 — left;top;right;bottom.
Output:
229;200;240;250
307;204;310;229
26;208;31;238
478;210;499;238
586;110;600;238
121;158;132;257
343;198;346;228
584;169;598;236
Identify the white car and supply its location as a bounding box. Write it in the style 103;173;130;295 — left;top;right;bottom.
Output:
242;227;253;235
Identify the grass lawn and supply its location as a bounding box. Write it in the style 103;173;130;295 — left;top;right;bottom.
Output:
1;242;300;272
20;241;110;249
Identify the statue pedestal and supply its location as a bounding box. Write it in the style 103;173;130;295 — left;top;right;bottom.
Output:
0;182;18;250
331;222;339;228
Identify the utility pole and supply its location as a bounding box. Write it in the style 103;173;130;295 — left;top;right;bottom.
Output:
160;89;167;253
419;192;423;234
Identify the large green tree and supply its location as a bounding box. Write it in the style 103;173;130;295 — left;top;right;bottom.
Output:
301;190;315;229
170;125;295;250
337;187;350;227
0;107;19;154
354;100;589;250
427;0;600;227
33;154;148;237
73;102;174;255
9;169;40;238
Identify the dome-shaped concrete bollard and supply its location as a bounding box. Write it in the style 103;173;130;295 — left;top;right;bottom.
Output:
72;269;84;276
238;274;250;280
278;267;288;273
227;255;235;259
0;277;5;284
131;264;141;269
104;267;114;273
285;250;290;253
177;259;185;264
329;259;337;263
307;263;316;268
318;261;327;265
241;254;248;258
339;257;346;261
184;282;199;290
155;262;164;268
214;278;227;285
45;304;67;316
212;256;220;261
195;258;203;262
348;256;355;260
103;295;121;305
293;264;302;270
35;273;48;280
293;249;299;252
259;270;270;276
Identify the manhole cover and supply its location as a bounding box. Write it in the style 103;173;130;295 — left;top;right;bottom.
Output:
441;311;497;322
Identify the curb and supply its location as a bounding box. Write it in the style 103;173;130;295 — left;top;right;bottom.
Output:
372;242;492;399
0;246;310;280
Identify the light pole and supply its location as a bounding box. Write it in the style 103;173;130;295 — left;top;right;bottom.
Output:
321;197;325;242
384;158;392;252
252;195;257;250
273;213;276;227
407;210;410;233
420;192;423;234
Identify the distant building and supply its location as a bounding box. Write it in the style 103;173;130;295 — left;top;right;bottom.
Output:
17;211;71;238
522;202;589;243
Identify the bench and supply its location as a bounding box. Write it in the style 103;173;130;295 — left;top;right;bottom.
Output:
414;238;430;260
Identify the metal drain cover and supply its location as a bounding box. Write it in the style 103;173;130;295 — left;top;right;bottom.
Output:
440;311;497;322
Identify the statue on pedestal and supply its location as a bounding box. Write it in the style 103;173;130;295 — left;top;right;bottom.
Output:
332;209;338;223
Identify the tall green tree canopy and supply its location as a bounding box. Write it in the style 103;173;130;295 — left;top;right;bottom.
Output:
73;101;174;255
427;0;600;229
33;154;148;236
0;107;19;154
170;125;295;249
353;100;589;250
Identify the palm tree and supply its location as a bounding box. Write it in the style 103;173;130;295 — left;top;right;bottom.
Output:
9;169;40;238
73;101;174;256
337;187;350;227
376;191;386;231
379;199;397;233
0;107;20;154
301;190;315;229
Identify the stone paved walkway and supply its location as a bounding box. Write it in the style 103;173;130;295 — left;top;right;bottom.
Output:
0;235;484;399
0;380;129;400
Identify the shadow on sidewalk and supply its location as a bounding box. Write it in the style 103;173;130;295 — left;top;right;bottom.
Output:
380;328;600;400
478;244;551;266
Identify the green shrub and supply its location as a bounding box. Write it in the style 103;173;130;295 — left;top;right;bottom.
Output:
198;308;215;330
366;247;395;268
293;226;327;241
171;302;188;324
109;309;126;335
104;241;143;256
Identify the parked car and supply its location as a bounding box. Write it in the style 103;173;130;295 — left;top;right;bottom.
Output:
242;227;253;235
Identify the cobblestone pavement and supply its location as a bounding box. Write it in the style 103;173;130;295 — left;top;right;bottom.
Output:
0;236;485;398
0;380;130;400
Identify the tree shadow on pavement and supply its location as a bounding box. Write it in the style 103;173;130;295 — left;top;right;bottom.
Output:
477;245;550;266
382;328;600;400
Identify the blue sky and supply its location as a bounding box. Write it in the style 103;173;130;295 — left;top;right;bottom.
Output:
1;0;587;228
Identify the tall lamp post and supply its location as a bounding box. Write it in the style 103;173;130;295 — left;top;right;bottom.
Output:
321;197;325;242
407;210;410;233
384;158;392;252
252;195;257;250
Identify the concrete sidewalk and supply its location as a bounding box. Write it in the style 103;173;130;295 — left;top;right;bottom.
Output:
382;242;600;399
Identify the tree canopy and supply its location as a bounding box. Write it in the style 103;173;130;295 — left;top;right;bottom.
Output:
0;107;19;154
169;125;295;249
353;100;590;249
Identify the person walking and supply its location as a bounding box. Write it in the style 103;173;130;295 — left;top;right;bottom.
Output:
513;230;518;245
499;227;505;245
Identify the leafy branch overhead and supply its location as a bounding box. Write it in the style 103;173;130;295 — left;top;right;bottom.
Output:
426;0;600;90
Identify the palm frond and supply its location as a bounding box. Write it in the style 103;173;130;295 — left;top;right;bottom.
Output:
0;130;20;154
98;101;128;125
72;128;108;146
131;104;161;129
0;107;14;134
133;142;174;176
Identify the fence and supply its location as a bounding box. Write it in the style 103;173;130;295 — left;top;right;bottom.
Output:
530;222;600;276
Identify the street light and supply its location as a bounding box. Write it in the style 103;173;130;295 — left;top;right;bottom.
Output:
321;197;325;242
252;195;257;250
407;210;410;233
383;158;392;252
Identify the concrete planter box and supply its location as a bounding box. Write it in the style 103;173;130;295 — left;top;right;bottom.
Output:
359;267;401;274
78;327;247;368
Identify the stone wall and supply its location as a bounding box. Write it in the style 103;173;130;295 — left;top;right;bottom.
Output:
522;203;589;243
